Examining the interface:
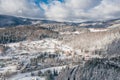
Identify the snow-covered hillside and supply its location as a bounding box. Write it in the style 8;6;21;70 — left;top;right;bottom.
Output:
0;16;120;80
7;38;73;54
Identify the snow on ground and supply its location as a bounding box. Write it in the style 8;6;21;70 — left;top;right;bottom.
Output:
89;28;108;32
108;23;120;28
9;75;45;80
7;38;73;54
60;31;81;35
0;65;17;74
15;76;45;80
41;65;67;73
73;31;81;34
32;21;42;24
9;65;66;80
6;38;102;61
0;27;6;30
0;56;12;60
0;38;105;80
4;39;73;80
60;31;72;35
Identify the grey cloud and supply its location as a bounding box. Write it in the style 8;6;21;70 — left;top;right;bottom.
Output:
0;0;44;18
0;0;120;22
42;0;120;22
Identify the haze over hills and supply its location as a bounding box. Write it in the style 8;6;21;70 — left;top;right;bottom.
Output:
0;14;120;80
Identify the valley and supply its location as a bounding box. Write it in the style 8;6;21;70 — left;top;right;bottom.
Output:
0;15;120;80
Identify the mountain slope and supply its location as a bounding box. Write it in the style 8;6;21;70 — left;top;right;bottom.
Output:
0;25;58;44
0;15;33;27
56;56;120;80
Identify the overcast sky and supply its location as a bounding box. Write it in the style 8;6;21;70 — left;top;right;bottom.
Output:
0;0;120;22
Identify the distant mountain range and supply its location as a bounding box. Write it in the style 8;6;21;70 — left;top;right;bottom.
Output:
0;15;33;27
0;15;60;27
0;14;120;28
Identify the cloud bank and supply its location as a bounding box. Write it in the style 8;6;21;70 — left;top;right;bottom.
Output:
0;0;120;22
0;0;44;18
